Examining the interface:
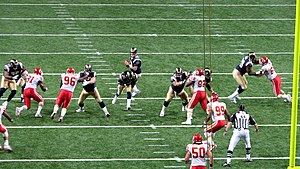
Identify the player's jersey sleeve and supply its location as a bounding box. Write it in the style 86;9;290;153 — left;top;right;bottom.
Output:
249;115;257;125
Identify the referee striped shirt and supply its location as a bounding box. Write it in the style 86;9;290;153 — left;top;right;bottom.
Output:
230;111;257;130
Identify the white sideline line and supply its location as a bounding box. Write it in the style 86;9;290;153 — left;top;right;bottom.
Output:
0;4;295;7
0;157;298;162
0;52;293;55
0;33;294;37
0;18;294;21
6;124;299;129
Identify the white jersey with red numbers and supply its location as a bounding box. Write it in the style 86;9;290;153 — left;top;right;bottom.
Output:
261;63;277;80
24;74;43;89
187;143;208;167
208;101;227;122
189;74;206;92
60;73;80;92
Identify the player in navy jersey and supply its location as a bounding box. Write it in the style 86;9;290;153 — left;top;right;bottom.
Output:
124;47;142;97
228;52;259;104
75;64;110;117
160;68;189;117
0;59;26;109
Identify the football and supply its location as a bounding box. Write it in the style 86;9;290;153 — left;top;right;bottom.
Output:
124;60;130;67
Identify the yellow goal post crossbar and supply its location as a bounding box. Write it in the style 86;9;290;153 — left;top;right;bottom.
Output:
288;0;300;168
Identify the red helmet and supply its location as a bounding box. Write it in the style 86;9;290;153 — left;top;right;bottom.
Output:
34;68;43;75
66;67;75;74
210;93;219;102
195;68;204;76
192;133;202;143
260;56;269;65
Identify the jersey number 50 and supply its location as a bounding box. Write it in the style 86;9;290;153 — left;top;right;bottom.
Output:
192;147;205;158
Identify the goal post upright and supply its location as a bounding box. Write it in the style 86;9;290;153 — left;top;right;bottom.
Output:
288;0;300;168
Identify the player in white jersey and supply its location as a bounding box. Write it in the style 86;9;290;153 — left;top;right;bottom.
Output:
0;106;14;152
223;104;259;167
256;56;291;103
15;68;48;118
204;93;230;149
185;133;213;169
51;67;87;122
182;68;208;125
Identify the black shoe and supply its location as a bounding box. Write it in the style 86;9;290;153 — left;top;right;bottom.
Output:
223;162;231;167
246;158;253;162
20;97;24;103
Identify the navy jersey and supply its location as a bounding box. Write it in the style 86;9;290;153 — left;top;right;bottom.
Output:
235;56;253;75
230;111;256;130
4;62;24;79
80;71;96;92
130;56;142;74
170;72;188;93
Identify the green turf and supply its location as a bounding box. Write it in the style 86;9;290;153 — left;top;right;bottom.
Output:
0;0;298;168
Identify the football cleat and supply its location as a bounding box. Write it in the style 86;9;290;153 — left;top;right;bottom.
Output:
20;97;24;103
50;112;56;119
181;105;187;112
105;112;110;117
75;108;85;113
15;107;21;117
159;110;165;117
4;145;13;152
223;162;231;167
58;117;63;122
235;95;241;100
132;90;141;97
228;96;237;104
181;119;192;125
126;106;131;111
34;113;42;118
246;158;253;162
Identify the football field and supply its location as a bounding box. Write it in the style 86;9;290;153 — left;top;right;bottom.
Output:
0;0;298;168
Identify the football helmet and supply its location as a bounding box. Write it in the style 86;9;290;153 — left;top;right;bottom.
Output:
84;64;92;72
238;104;245;111
260;56;269;65
210;93;219;102
195;68;204;76
9;59;18;68
175;67;182;77
130;47;137;57
34;68;43;75
192;133;203;143
66;67;75;74
248;52;256;61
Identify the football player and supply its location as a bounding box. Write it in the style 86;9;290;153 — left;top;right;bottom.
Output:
51;67;87;122
0;59;26;108
182;68;208;125
112;71;138;110
75;65;110;117
204;93;230;150
256;56;292;102
0;106;14;152
160;68;189;117
228;52;259;104
124;47;142;97
15;68;48;118
185;133;214;169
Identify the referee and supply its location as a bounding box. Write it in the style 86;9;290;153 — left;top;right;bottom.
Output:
223;104;259;167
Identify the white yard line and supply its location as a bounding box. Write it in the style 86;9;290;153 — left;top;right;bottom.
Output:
0;52;294;55
0;33;294;37
0;18;294;21
0;157;298;162
0;4;295;7
6;124;299;129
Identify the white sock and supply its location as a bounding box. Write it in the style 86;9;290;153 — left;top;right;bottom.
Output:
133;85;139;93
127;99;131;108
36;102;43;114
102;107;108;114
53;105;59;114
246;154;250;159
61;108;67;117
4;140;8;146
227;157;231;164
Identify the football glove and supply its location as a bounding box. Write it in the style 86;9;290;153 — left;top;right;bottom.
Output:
12;75;19;80
82;81;89;86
